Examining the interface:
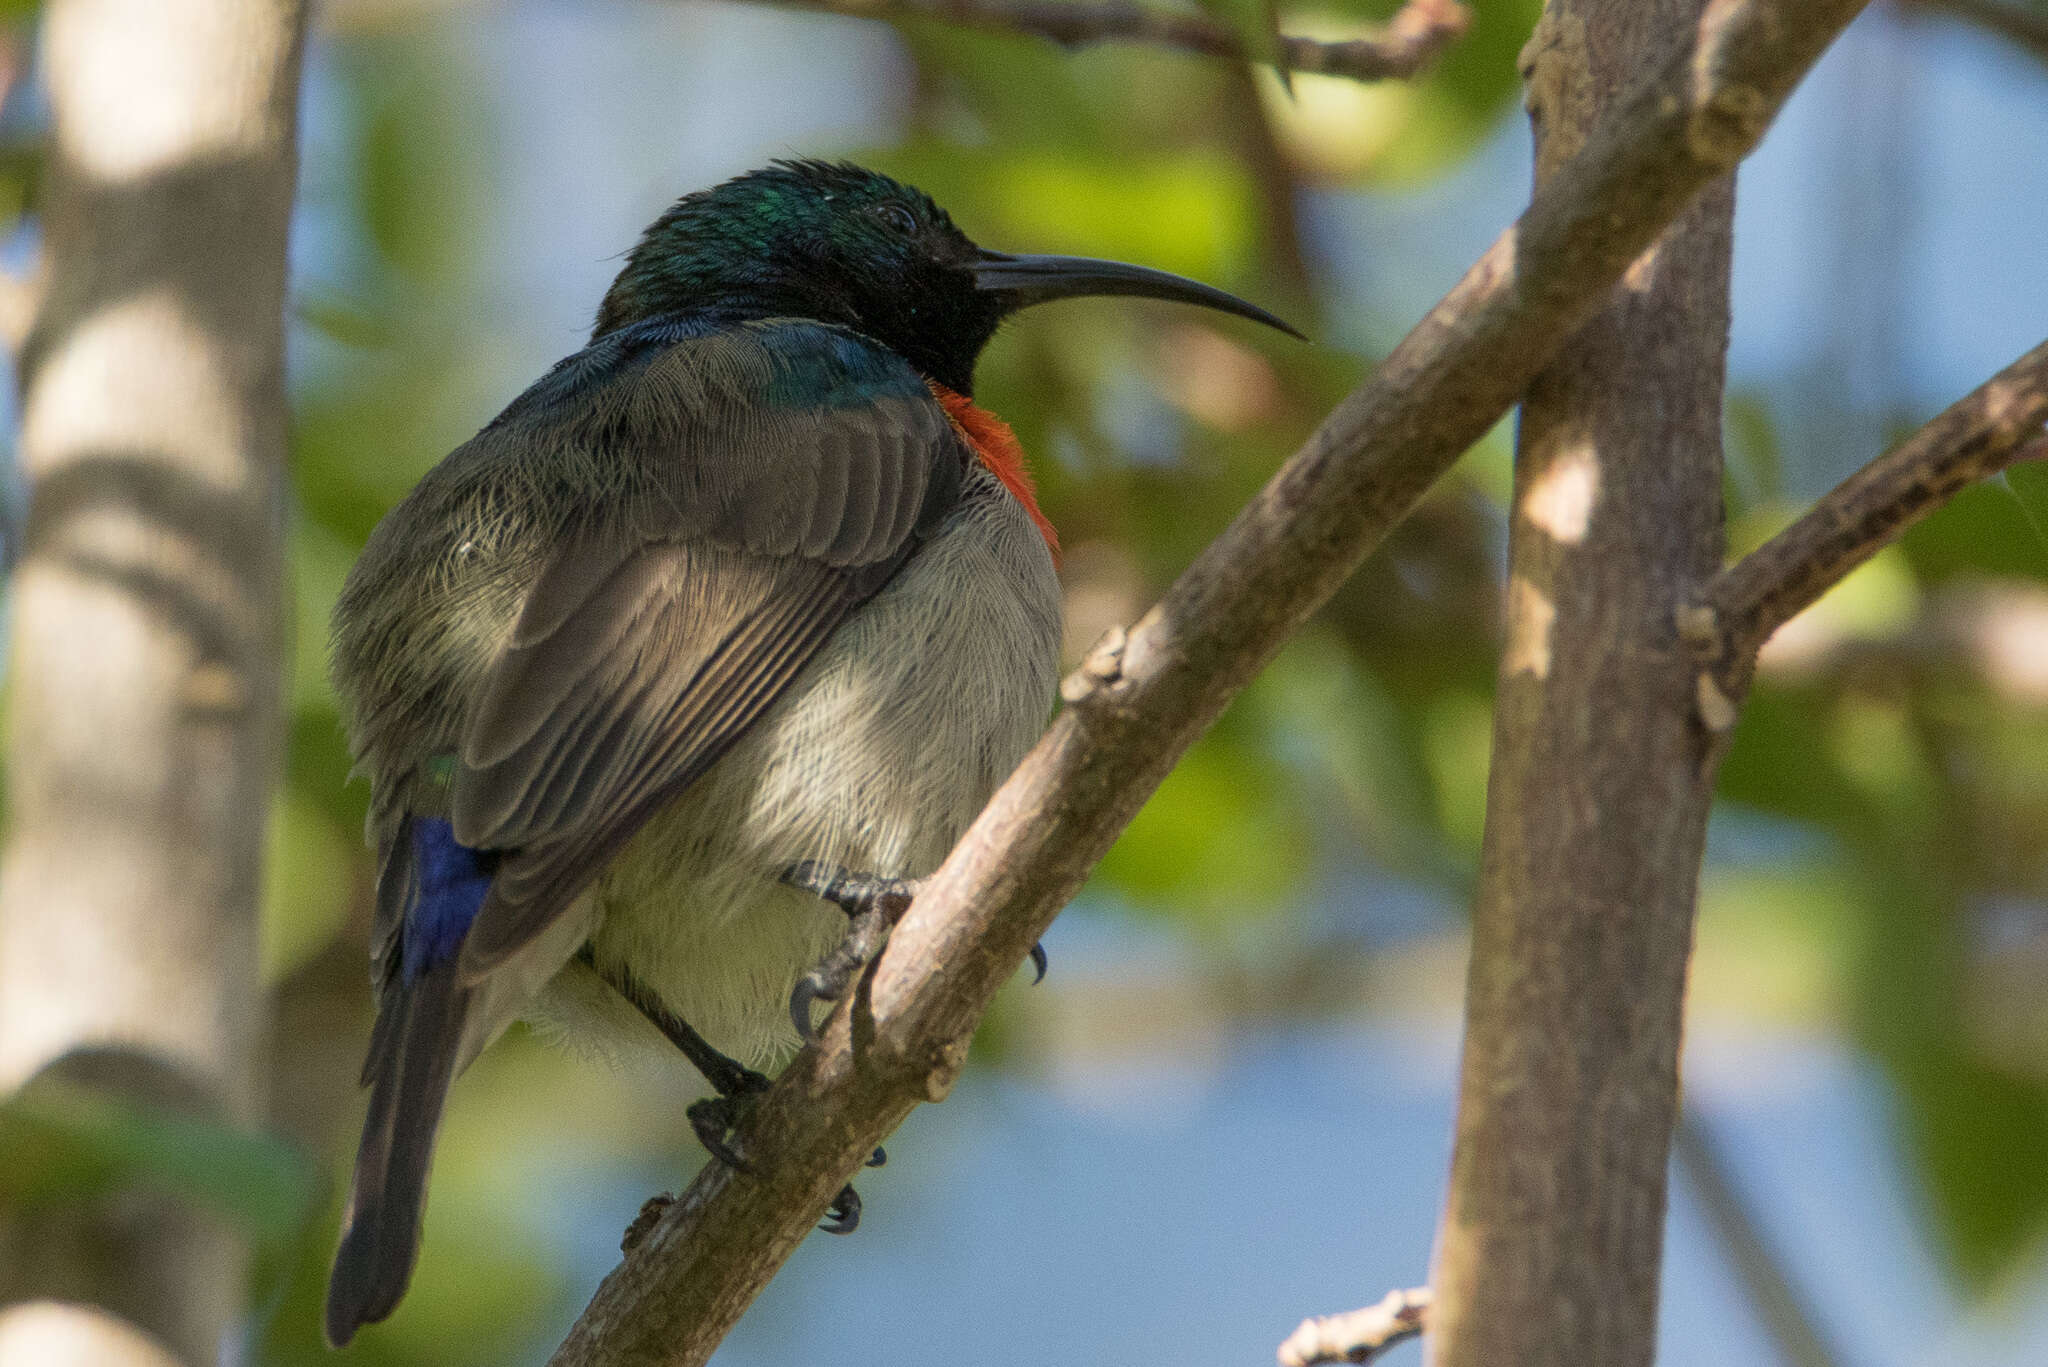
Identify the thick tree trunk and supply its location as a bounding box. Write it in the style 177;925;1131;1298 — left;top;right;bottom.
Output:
1427;2;1734;1365
0;2;305;1364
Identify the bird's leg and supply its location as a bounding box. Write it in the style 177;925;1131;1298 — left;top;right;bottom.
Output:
581;946;868;1232
782;860;1047;1043
578;947;767;1166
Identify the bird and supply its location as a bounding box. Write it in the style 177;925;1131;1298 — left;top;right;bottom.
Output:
322;158;1298;1346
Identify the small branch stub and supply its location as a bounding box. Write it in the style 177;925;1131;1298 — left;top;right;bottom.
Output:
621;1195;674;1254
1277;1287;1432;1366
1695;670;1739;733
1059;623;1127;704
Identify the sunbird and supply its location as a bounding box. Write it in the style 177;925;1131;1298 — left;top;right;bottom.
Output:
324;158;1298;1345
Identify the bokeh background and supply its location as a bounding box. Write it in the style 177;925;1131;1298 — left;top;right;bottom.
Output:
9;0;2048;1363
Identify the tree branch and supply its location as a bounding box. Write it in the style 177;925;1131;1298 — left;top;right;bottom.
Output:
1901;0;2048;67
1689;335;2048;705
547;2;1869;1363
1277;1287;1430;1366
726;0;1472;83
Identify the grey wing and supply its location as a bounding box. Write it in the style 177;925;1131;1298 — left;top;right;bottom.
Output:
443;334;966;980
448;538;900;975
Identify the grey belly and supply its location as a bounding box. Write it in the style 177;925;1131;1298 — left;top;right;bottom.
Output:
528;487;1062;1073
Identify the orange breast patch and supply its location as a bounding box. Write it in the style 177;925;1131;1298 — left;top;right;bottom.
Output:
928;382;1058;559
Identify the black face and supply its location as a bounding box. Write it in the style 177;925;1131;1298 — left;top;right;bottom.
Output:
595;160;1299;397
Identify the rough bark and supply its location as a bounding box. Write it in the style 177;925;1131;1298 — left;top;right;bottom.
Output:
0;2;305;1364
1427;3;1734;1365
549;2;1868;1363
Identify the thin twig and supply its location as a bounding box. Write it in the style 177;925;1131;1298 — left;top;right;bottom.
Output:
1219;58;1314;302
1277;1287;1431;1366
546;2;1870;1363
726;0;1471;83
1901;0;2048;67
1688;336;2048;710
1671;1114;1848;1367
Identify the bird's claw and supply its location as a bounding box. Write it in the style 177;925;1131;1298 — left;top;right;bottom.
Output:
686;1075;769;1172
1029;941;1048;984
823;1182;862;1234
788;969;832;1043
783;863;921;1041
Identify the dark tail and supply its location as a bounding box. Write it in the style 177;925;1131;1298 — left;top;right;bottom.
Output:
325;957;469;1347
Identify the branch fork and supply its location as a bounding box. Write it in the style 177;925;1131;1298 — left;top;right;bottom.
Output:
1684;339;2048;726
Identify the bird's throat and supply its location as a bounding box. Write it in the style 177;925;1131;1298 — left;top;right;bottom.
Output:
927;382;1058;558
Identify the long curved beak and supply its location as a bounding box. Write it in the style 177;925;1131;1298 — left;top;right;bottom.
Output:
973;250;1305;340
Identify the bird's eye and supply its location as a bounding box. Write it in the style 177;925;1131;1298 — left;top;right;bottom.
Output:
877;203;918;236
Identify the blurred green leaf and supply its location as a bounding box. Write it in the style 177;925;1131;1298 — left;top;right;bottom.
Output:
349;49;477;286
1260;629;1466;880
1725;389;1786;517
884;142;1260;284
1693;850;1858;1024
1848;853;2048;1288
1903;472;2048;583
1420;688;1493;857
1095;723;1314;925
262;786;359;984
1997;460;2048;559
297;289;403;351
1195;0;1290;93
1717;693;1847;829
1902;1049;2048;1287
289;700;369;840
0;1080;318;1251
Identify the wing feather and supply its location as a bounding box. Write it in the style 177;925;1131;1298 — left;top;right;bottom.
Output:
463;543;677;769
408;320;967;982
454;557;870;976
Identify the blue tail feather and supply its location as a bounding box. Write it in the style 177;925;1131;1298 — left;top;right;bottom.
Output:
328;816;496;1345
401;817;499;984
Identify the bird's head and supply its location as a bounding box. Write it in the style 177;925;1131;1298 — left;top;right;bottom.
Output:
594;159;1299;396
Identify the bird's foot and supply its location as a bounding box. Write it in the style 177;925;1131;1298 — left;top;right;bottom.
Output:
686;1073;770;1171
782;862;919;1041
685;1073;877;1230
781;863;1047;1041
784;862;920;924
